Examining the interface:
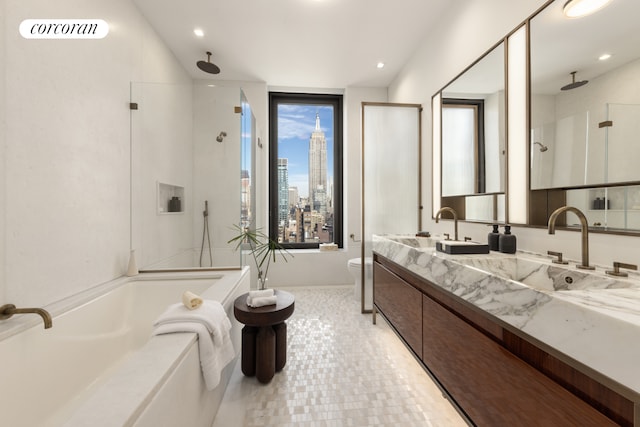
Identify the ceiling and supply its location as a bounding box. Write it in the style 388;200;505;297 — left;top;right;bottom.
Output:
132;0;457;88
531;0;640;94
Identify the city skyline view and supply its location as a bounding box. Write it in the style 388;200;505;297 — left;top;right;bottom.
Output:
276;102;336;244
277;103;334;199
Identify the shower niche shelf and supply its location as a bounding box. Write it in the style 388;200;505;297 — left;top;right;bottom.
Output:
157;182;184;215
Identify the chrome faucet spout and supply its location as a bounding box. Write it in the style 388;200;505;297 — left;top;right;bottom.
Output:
435;207;459;241
547;206;594;270
0;304;53;329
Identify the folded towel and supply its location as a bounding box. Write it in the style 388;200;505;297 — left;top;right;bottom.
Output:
182;291;203;310
249;289;274;298
152;300;235;390
246;289;275;307
319;243;338;251
153;300;231;346
247;295;277;308
152;322;235;390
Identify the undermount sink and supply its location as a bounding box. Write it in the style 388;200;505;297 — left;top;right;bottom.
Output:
457;257;639;292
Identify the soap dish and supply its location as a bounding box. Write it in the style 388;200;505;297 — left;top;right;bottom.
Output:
436;241;490;255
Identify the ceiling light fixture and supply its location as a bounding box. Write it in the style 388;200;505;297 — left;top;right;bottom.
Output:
194;28;204;37
598;53;611;61
563;0;612;18
376;62;385;69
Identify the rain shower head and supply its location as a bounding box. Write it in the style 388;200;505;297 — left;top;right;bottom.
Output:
561;71;588;91
197;51;220;75
534;141;548;152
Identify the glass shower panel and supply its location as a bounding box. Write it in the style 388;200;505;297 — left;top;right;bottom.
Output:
192;86;242;268
363;103;421;312
530;111;591;189
130;82;243;269
240;91;256;232
606;103;640;184
130;82;194;269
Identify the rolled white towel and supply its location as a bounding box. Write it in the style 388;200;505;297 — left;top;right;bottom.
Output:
246;295;277;308
182;291;203;310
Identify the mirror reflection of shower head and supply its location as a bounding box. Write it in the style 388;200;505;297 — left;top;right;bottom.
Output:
216;131;227;142
197;51;220;75
561;71;588;91
534;141;548;152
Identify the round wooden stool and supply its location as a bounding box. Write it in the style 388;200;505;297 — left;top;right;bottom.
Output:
233;290;295;383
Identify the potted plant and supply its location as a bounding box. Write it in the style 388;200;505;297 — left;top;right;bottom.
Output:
228;225;292;290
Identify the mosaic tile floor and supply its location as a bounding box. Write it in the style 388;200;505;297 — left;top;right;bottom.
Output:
213;286;468;427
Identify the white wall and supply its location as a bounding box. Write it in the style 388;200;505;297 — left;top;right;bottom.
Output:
391;0;640;269
2;0;190;307
0;0;6;303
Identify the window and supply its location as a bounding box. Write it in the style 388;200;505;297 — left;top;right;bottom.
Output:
441;98;486;195
269;92;343;249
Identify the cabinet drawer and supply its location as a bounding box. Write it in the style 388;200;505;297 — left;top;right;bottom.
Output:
422;294;617;426
373;261;422;358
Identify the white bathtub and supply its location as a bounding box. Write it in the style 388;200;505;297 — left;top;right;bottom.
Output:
0;267;249;427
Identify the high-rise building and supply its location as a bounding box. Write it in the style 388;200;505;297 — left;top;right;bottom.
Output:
309;113;328;216
277;158;289;227
240;169;251;228
288;186;299;208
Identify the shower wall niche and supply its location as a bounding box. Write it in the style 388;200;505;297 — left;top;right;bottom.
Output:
131;82;251;269
157;182;184;214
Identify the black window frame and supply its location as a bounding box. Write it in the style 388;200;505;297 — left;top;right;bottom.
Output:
268;92;344;249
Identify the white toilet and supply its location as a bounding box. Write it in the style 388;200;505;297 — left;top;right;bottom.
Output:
347;257;373;307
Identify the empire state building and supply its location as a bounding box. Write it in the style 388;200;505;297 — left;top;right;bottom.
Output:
309;113;328;215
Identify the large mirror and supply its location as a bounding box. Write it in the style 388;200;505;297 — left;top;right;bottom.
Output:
438;41;506;222
529;0;640;232
131;83;253;269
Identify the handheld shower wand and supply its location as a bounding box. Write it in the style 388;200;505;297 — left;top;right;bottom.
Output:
200;201;213;267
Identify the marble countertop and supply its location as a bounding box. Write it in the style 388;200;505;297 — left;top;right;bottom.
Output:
372;234;640;397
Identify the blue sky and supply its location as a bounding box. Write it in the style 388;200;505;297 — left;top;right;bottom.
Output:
278;104;334;198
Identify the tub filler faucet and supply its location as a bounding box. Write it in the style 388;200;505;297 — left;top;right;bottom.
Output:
0;304;53;329
435;207;459;241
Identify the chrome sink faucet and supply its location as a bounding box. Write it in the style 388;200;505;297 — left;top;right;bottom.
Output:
0;304;53;329
435;207;458;241
547;206;594;270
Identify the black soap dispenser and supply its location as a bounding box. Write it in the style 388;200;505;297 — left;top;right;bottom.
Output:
488;224;500;251
499;225;517;254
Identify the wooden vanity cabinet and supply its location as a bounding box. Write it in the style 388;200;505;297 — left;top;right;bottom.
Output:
373;254;633;426
373;256;423;358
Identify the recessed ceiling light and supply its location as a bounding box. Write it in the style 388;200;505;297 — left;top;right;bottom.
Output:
598;53;611;61
563;0;612;18
194;28;204;37
207;84;216;87
376;62;385;69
